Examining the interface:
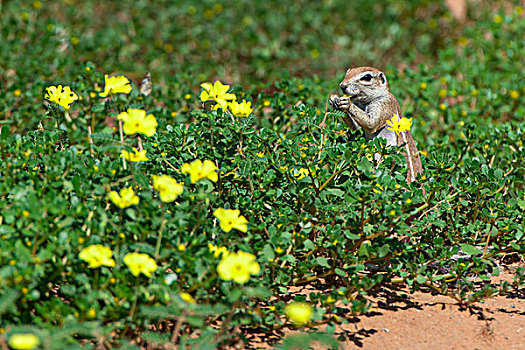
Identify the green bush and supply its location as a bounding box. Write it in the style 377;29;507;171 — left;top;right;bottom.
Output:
0;1;524;349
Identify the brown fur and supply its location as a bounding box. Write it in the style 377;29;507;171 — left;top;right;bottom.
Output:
331;66;423;183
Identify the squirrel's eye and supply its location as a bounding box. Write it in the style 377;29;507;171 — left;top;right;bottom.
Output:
361;74;373;81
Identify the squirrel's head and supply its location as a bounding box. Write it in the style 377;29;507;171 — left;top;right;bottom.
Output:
339;67;389;104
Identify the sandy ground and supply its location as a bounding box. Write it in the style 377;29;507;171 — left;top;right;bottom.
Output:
245;264;525;350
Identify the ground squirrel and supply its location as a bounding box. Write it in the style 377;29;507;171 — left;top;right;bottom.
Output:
329;66;423;183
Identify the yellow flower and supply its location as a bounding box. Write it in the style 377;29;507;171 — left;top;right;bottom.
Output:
109;186;139;209
180;292;195;303
386;114;412;135
121;148;149;162
44;85;79;109
213;208;248;233
373;185;384;194
124;252;157;277
509;90;519;99
217;251;260;284
99;74;132;97
8;334;39;350
208;243;229;258
229;100;253;117
117;109;157;137
292;168;310;180
79;244;116;268
285;302;313;326
152;175;184;203
200;81;236;110
181;159;218;183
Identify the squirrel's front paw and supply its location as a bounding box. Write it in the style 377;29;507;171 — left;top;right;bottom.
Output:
330;94;351;112
329;94;340;110
337;96;352;111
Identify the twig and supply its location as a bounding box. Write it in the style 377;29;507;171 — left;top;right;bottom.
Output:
292;269;334;285
163;158;179;171
171;311;186;344
484;221;495;255
0;336;10;350
119;120;127;170
155;205;166;259
87;126;94;156
401;132;415;182
216;300;240;341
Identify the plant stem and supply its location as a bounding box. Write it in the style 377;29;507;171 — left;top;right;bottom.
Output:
318;162;351;192
122;277;140;336
170;310;186;344
484;221;495;255
93;269;99;290
216;299;241;341
119;120;127;170
155;205;166;259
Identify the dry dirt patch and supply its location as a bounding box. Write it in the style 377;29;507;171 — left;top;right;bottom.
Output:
248;265;524;350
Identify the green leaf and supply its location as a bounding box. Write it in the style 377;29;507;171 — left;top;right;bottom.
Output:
416;275;427;284
140;331;170;344
459;244;483;255
357;157;373;173
0;126;9;140
227;287;243;303
316;257;330;268
134;169;149;188
244;287;272;298
91;103;105;112
335;268;346;276
0;289;20;315
303;239;315;250
262;244;275;261
0;225;16;234
325;188;345;197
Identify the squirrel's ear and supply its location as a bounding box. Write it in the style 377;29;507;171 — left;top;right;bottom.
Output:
379;73;387;86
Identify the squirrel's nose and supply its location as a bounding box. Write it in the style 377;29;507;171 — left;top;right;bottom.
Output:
339;82;347;90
